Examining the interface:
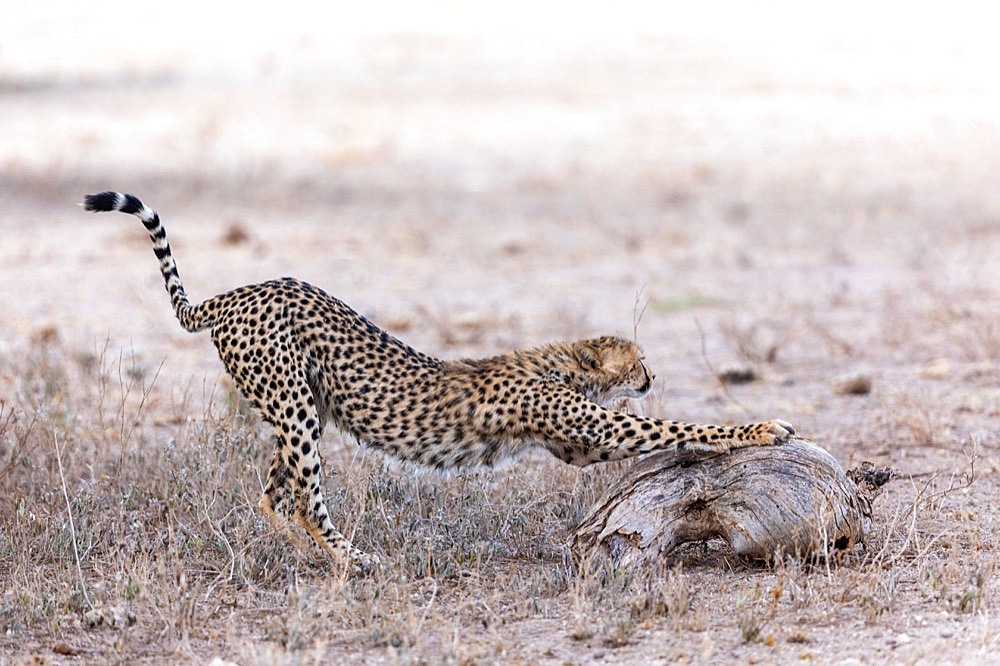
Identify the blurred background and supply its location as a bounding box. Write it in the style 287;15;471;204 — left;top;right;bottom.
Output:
1;1;998;436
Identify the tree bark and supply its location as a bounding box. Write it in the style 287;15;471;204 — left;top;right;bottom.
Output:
572;438;893;569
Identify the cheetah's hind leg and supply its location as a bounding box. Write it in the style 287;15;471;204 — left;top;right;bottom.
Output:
274;404;379;572
258;442;329;563
214;320;378;573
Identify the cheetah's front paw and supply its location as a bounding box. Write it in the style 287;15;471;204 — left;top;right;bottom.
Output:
761;419;795;445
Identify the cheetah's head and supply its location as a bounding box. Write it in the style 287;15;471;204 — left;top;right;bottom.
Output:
567;336;655;405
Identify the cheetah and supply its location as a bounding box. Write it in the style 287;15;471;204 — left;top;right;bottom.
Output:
82;191;794;570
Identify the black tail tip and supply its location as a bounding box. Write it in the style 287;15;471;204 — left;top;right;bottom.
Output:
81;191;123;212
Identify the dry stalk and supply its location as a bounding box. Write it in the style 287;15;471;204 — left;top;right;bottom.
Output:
632;287;650;342
53;431;93;611
694;317;753;417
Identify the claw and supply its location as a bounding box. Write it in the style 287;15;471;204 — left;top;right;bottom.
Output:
770;419;795;444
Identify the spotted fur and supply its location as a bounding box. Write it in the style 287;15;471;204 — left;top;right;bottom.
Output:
82;191;794;569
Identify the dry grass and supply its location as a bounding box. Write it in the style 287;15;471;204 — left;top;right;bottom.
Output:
1;327;997;663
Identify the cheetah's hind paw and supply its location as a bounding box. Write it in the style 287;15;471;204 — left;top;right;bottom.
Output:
350;551;384;577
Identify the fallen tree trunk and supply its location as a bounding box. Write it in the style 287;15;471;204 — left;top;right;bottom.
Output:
572;438;894;569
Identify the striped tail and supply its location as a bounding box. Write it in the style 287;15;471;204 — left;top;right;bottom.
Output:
81;192;213;332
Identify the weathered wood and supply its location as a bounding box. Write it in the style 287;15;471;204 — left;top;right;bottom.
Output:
572;438;893;569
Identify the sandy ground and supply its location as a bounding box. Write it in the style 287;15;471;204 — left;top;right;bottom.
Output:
2;2;1000;663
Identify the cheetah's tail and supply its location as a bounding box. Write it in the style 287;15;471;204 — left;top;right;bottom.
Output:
81;192;214;333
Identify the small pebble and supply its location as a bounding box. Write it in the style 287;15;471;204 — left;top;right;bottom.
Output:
718;364;758;384
833;372;872;395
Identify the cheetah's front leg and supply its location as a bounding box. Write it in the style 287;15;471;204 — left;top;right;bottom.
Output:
676;419;796;454
538;391;795;466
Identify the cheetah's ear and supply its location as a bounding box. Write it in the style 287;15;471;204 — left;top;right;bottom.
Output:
573;342;603;371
